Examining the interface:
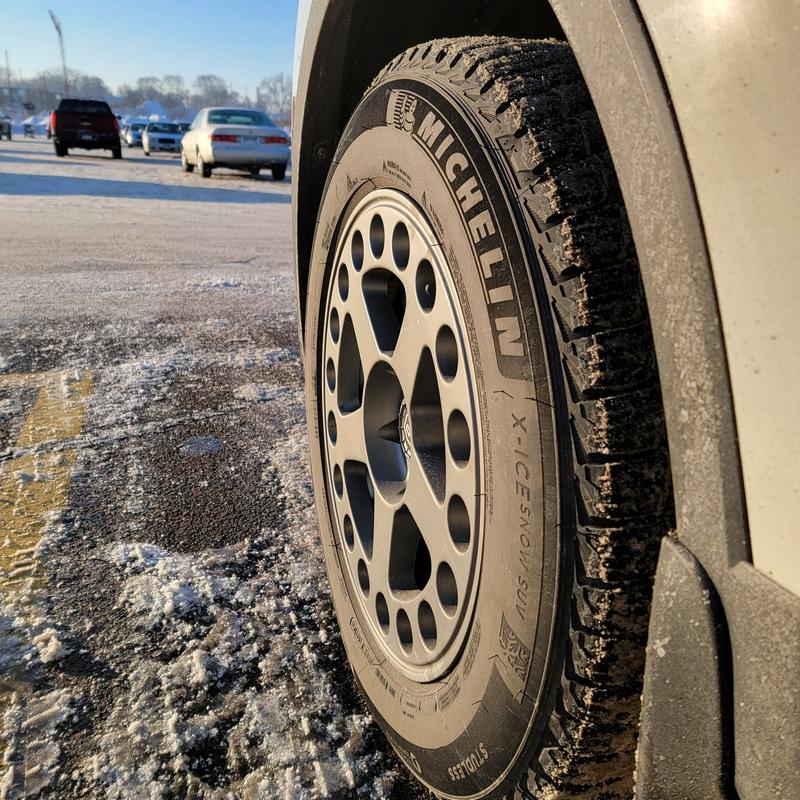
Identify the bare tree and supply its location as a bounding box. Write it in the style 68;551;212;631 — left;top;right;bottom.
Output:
257;72;291;127
162;74;184;95
192;74;237;107
161;74;186;109
21;68;110;111
117;83;143;108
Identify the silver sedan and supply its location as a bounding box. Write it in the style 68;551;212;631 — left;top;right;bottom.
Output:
180;107;290;180
123;122;146;148
142;122;183;156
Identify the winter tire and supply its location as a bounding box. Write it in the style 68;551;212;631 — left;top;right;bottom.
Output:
271;162;286;181
304;37;672;799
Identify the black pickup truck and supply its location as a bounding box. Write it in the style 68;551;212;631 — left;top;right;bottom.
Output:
50;99;121;158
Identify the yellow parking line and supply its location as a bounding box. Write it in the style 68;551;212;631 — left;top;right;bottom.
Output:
0;371;92;591
0;370;91;799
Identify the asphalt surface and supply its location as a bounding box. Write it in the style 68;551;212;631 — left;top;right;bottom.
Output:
0;139;426;799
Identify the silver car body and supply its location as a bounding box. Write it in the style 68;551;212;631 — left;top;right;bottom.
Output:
124;122;146;147
181;107;289;170
142;122;182;154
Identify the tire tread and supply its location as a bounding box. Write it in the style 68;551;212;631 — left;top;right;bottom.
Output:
372;37;674;799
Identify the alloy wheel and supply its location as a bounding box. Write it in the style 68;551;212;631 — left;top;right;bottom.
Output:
321;189;483;682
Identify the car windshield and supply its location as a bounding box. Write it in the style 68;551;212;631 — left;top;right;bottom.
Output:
131;124;145;131
207;109;273;127
58;99;112;114
148;123;179;133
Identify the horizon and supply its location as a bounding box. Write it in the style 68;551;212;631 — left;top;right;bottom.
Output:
2;1;298;95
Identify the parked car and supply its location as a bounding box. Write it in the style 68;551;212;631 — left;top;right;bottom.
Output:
123;122;146;148
0;115;11;140
142;121;182;156
179;107;289;179
293;2;800;799
176;121;191;134
50;98;121;158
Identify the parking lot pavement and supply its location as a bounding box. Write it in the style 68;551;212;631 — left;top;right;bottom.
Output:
0;140;424;799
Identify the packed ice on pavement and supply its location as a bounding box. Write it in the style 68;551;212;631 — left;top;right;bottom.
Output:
0;140;424;799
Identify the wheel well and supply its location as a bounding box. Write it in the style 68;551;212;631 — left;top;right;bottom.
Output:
294;0;565;330
330;0;563;137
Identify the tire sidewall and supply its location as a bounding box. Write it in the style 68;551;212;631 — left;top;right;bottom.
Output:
305;77;567;798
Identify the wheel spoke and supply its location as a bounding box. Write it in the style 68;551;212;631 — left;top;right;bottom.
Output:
403;459;447;567
368;495;395;598
341;284;383;375
390;307;429;395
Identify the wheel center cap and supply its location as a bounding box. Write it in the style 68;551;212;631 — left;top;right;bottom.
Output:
399;401;412;459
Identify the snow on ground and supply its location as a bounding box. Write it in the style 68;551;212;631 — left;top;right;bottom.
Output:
0;140;424;799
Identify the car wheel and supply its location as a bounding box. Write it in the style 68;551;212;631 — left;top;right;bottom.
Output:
181;149;193;173
54;143;66;157
304;38;672;799
271;163;286;181
197;151;211;178
112;147;122;159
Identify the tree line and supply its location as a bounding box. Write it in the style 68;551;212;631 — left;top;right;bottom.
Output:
17;69;291;127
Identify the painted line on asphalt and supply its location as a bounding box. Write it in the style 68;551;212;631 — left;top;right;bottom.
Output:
0;370;92;591
0;370;93;786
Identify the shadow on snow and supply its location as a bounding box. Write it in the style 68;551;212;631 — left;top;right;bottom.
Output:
0;171;289;204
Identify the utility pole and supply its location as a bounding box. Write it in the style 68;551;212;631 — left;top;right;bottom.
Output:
48;10;69;97
4;50;11;108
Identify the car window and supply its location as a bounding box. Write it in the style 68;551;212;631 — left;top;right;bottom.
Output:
57;99;112;114
190;112;203;130
148;123;179;134
206;109;273;126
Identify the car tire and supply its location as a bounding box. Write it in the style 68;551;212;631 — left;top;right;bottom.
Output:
304;37;672;799
54;143;66;157
249;166;261;177
181;149;193;173
112;147;122;159
197;151;211;178
271;163;286;181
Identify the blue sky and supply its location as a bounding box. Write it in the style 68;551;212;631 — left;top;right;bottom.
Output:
2;1;298;93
